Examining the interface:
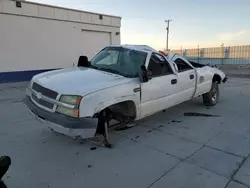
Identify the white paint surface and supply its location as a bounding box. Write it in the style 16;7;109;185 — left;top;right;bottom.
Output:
28;45;226;128
81;30;111;59
0;0;121;72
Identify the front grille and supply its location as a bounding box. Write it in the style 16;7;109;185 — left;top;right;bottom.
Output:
31;93;54;109
32;82;58;99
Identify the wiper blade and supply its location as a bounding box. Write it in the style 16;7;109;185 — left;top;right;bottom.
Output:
99;68;123;76
89;64;99;70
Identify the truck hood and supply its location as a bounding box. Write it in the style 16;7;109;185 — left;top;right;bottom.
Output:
32;67;133;96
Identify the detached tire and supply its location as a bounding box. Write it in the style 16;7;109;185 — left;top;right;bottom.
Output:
202;82;219;106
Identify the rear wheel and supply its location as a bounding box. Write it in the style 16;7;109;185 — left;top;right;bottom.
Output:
202;82;219;106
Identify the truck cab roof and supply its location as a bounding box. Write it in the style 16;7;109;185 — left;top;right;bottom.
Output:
104;44;159;54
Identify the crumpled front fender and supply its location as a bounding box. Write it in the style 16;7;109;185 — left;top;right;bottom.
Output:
211;67;227;83
93;95;138;117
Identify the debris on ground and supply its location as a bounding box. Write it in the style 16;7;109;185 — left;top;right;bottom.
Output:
115;126;133;131
172;120;182;123
115;123;137;131
90;147;97;151
184;112;220;117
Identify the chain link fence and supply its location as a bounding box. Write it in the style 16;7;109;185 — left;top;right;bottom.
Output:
169;45;250;65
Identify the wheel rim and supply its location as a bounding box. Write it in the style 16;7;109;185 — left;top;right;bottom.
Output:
211;87;217;103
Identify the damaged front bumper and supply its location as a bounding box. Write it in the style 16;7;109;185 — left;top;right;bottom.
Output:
222;76;228;83
25;97;98;139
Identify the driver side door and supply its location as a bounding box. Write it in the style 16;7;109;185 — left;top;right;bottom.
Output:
140;53;179;118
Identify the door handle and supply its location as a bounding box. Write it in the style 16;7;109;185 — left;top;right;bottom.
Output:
190;74;194;79
171;79;177;85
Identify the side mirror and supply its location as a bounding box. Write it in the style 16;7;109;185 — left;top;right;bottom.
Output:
77;56;90;67
147;70;153;80
139;65;150;83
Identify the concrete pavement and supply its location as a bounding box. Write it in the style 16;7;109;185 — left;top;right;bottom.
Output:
1;78;250;188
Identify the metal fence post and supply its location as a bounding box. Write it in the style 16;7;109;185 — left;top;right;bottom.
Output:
197;45;200;63
221;44;224;64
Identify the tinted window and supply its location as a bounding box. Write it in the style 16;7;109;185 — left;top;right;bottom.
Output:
148;53;173;77
174;58;193;72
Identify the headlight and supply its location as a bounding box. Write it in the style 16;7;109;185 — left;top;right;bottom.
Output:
56;106;79;118
57;95;82;118
59;95;82;105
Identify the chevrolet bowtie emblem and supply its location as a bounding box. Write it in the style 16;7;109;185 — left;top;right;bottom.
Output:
36;92;42;99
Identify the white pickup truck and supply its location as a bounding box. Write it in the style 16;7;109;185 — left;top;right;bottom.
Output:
25;45;227;144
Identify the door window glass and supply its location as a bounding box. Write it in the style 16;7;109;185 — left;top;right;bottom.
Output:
148;53;173;77
174;58;193;72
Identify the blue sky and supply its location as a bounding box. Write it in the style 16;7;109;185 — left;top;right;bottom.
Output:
30;0;250;50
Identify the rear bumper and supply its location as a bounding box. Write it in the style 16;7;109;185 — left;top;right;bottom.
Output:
25;96;98;139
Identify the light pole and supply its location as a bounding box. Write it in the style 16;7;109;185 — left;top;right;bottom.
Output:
165;19;172;51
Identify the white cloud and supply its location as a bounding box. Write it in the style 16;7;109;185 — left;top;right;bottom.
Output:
169;29;250;50
218;29;248;41
122;28;250;51
121;32;166;50
170;40;220;50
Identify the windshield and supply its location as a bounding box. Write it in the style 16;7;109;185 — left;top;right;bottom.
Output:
90;47;147;78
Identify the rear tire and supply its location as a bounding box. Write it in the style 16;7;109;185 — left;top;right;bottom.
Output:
202;82;219;106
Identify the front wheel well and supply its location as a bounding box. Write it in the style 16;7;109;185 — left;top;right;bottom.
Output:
213;74;222;84
93;101;137;121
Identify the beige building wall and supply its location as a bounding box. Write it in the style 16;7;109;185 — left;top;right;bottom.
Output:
0;0;121;72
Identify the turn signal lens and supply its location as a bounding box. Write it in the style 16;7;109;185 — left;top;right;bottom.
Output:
56;106;79;118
